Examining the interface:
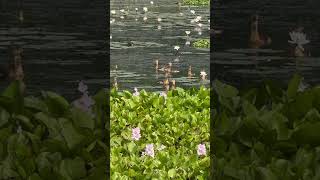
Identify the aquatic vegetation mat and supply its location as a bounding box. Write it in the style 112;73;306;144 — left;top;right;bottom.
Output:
212;74;320;179
0;81;107;179
193;39;210;48
183;0;210;6
110;87;210;179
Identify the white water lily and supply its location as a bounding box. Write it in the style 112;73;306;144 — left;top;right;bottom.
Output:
120;9;125;13
208;20;210;23
110;18;115;24
135;18;138;21
110;35;112;39
157;25;162;30
190;10;195;14
120;16;124;19
179;12;184;16
143;7;148;12
200;70;207;79
143;16;148;21
133;87;140;96
111;10;116;14
157;17;162;22
196;16;202;21
185;31;191;35
185;41;190;45
135;7;138;11
288;31;310;49
150;1;154;5
197;23;203;27
174;46;180;50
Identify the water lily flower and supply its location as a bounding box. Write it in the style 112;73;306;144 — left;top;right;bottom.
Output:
288;31;310;50
110;18;115;24
179;12;184;16
190;10;195;14
198;31;202;35
200;70;207;80
135;18;138;21
120;16;124;19
78;80;88;93
185;41;190;45
145;144;155;157
143;16;148;21
185;30;191;35
197;144;206;156
174;46;180;51
208;20;210;23
111;10;116;14
157;25;162;30
143;7;148;12
157;17;162;22
110;35;112;39
196;16;202;21
150;1;154;5
120;9;125;13
133;87;140;96
197;23;203;27
132;127;141;141
135;7;138;11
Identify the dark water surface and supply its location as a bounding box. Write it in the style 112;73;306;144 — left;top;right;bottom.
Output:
0;0;106;99
212;0;320;88
111;0;210;92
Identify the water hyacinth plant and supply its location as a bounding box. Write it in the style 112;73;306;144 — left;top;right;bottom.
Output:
111;87;210;179
0;80;108;179
212;74;320;179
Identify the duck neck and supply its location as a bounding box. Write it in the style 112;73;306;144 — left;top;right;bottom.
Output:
250;20;260;41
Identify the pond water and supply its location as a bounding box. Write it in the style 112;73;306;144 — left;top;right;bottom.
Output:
0;0;106;100
212;0;320;88
110;0;210;92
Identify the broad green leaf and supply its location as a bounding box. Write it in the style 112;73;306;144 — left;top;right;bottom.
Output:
287;73;302;100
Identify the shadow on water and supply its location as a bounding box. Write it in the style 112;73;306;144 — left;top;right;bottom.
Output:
111;0;210;92
212;0;320;88
0;0;106;100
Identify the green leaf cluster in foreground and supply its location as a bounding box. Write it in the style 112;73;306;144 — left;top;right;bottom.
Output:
110;87;210;179
0;81;108;180
212;74;320;179
193;39;210;48
183;0;209;6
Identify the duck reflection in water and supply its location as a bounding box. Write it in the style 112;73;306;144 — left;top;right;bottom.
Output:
0;46;25;94
249;14;272;49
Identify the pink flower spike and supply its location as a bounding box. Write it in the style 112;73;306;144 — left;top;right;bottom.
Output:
197;144;206;156
132;127;141;141
145;144;155;158
78;80;88;93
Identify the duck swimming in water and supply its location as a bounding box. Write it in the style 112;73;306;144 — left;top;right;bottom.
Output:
249;14;272;48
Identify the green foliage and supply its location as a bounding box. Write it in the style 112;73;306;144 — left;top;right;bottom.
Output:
193;39;210;48
183;0;209;6
212;74;320;179
111;87;210;179
0;81;108;179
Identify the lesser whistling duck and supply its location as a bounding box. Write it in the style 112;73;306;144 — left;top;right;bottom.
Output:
249;14;272;48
